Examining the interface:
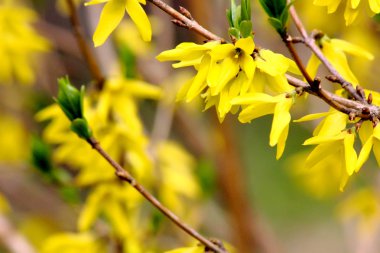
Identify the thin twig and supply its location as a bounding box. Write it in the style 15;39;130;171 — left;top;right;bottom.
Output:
147;0;224;42
286;75;380;118
0;214;36;253
87;137;226;253
287;3;365;102
283;34;314;84
66;0;105;90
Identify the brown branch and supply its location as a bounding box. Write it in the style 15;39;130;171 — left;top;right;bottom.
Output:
287;3;365;103
286;75;380;118
283;34;314;84
87;137;226;253
147;0;224;42
66;0;105;90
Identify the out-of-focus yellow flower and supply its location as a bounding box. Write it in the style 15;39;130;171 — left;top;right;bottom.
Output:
0;193;10;214
0;114;29;163
164;245;205;253
307;35;373;85
314;0;380;25
357;124;380;170
157;37;298;121
232;93;294;159
85;0;151;47
41;232;106;253
337;188;380;234
0;1;49;85
286;151;347;198
156;141;200;216
36;77;161;185
295;109;355;190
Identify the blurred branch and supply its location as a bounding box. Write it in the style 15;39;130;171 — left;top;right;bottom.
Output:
66;0;105;90
0;214;35;253
147;0;224;42
86;137;227;253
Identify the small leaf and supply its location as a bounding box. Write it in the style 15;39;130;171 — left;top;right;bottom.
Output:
70;118;92;140
240;20;252;38
56;77;83;121
228;27;240;39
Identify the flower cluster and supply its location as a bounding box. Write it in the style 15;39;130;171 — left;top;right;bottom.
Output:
0;0;49;84
314;0;380;25
38;77;201;252
157;37;299;158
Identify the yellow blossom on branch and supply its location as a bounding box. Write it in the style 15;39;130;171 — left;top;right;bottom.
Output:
314;0;380;25
0;1;49;85
157;37;298;121
307;35;373;85
232;93;294;159
85;0;151;47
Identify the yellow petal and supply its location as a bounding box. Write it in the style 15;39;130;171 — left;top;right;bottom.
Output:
303;132;345;145
231;92;278;105
235;37;255;54
344;133;357;176
356;136;373;172
93;0;125;47
270;97;292;147
240;53;256;81
369;0;380;13
330;39;374;60
125;0;151;42
276;124;289;159
186;55;210;101
294;112;331;122
85;0;109;6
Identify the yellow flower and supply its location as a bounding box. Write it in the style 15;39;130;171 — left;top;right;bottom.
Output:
295;109;355;190
164;245;205;253
36;77;160;185
337;188;380;235
85;0;151;47
314;0;380;25
303;131;357;188
41;232;106;253
157;37;298;121
0;1;49;84
307;36;373;85
232;93;294;159
357;123;380;170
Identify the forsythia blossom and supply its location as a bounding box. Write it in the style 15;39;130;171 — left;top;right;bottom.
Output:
314;0;380;25
85;0;151;47
157;37;298;122
307;35;373;85
0;0;49;84
232;93;294;159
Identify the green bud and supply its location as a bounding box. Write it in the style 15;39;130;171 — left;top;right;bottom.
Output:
226;0;253;39
70;118;92;140
259;0;292;36
56;77;84;121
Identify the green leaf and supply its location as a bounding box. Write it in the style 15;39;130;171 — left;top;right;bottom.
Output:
233;5;242;28
259;0;287;18
31;136;53;174
241;0;251;21
240;20;252;38
226;9;233;27
268;17;283;31
56;77;83;121
228;27;240;39
70;118;92;140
